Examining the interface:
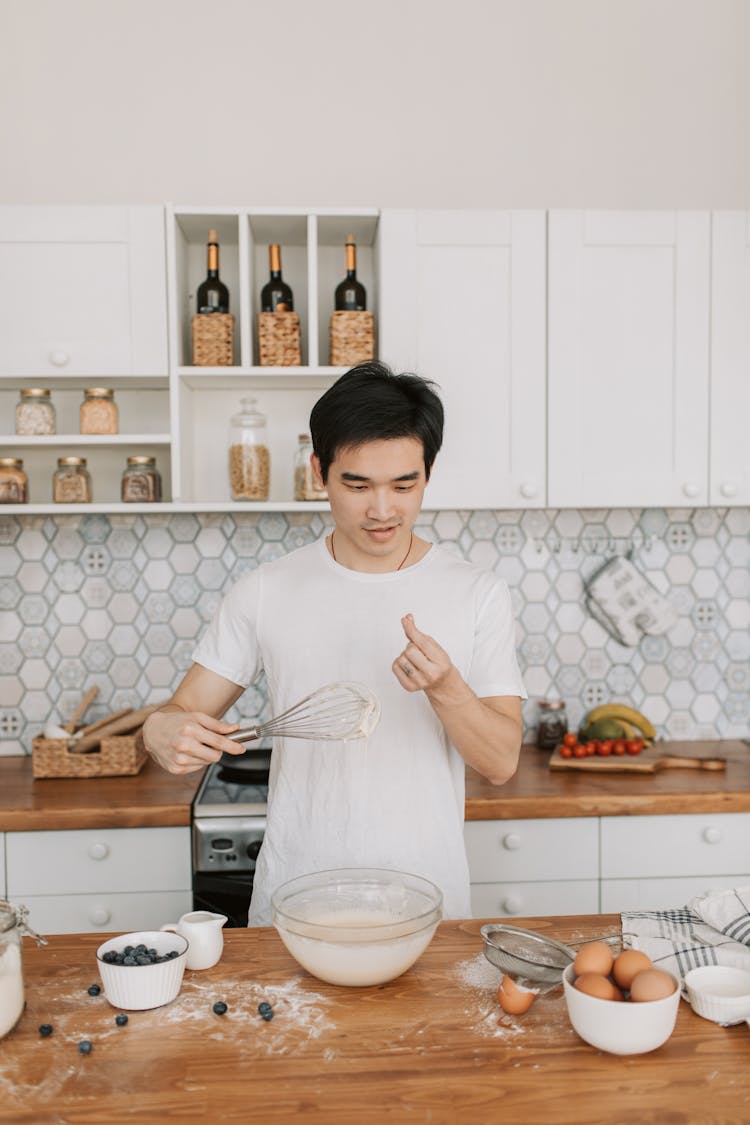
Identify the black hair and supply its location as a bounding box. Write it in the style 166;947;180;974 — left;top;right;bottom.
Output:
309;360;444;482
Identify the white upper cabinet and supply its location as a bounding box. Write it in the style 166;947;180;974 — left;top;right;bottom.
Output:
710;212;750;506
0;206;168;377
548;211;710;508
378;210;546;509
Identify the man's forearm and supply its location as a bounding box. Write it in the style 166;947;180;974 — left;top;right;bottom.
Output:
428;692;522;785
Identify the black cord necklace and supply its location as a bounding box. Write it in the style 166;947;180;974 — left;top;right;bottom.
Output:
329;530;414;571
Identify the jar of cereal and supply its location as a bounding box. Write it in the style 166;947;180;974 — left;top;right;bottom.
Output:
293;433;327;501
228;397;270;501
15;389;56;435
80;388;118;435
0;459;28;504
53;457;92;503
121;456;162;503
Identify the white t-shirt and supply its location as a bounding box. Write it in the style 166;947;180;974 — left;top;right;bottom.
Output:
193;538;526;925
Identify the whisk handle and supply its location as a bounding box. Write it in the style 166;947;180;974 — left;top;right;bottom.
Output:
227;727;261;745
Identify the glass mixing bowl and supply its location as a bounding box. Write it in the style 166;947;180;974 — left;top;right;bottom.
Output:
272;867;443;987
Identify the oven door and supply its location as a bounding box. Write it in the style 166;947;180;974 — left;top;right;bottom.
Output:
193;869;256;929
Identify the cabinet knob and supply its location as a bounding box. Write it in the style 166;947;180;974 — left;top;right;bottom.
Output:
682;482;700;499
720;481;738;498
702;826;722;845
88;904;111;927
520;482;538;499
501;895;522;914
502;832;522;851
87;842;110;861
49;349;70;367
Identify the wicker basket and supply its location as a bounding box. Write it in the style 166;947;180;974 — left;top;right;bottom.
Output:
32;733;148;779
257;311;301;366
192;313;235;366
329;311;375;366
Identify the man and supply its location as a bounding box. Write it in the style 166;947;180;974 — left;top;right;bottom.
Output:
143;361;526;924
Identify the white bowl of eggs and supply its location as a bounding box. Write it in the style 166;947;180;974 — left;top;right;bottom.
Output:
562;942;680;1055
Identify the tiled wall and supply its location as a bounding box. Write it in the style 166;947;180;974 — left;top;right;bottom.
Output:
1;507;748;756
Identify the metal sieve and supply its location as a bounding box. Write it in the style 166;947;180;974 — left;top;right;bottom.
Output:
480;923;620;985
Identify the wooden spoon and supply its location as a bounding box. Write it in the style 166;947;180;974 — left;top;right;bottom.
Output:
63;686;100;734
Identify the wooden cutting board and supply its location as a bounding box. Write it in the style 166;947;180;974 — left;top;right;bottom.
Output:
548;746;727;774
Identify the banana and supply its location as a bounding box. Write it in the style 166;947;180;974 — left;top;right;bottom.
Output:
615;718;638;739
585;703;656;740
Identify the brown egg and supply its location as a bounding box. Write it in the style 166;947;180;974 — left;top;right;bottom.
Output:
613;949;653;991
497;974;537;1015
574;973;624;1001
573;941;614;978
629;969;676;1002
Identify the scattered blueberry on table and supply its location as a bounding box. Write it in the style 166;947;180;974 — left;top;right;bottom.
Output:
87;984;101;996
212;1001;228;1016
258;1002;274;1021
78;1040;93;1054
115;1013;129;1027
38;1024;53;1037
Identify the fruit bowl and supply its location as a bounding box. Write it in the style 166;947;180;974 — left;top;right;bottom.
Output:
96;930;188;1010
562;963;680;1055
272;868;442;987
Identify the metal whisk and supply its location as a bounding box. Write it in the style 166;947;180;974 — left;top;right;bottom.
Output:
228;681;381;745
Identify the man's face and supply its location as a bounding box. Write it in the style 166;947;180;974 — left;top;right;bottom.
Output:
312;437;428;572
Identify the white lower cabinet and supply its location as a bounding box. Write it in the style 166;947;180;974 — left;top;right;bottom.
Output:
466;812;750;919
464;817;599;918
0;833;6;899
6;826;192;935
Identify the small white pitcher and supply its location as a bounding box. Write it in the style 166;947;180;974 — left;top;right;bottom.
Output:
161;910;228;970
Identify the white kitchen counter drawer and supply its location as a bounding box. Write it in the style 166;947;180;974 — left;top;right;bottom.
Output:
602;874;750;914
464;818;598;883
600;814;750;879
7;827;191;896
17;891;193;936
0;833;6;899
470;880;599;919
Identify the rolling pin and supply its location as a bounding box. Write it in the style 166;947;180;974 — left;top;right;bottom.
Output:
71;705;159;754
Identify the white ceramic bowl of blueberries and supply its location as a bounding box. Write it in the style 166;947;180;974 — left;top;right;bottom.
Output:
96;930;188;1010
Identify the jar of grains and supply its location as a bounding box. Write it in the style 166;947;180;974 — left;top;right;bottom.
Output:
228;397;270;501
536;698;569;750
15;388;56;435
53;456;92;503
293;433;327;501
0;459;28;504
80;388;118;434
121;455;162;503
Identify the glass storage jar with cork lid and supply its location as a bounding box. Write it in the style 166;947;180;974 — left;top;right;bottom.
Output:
536;699;568;750
293;434;327;501
80;388;118;435
53;457;92;503
0;458;28;504
228;397;270;501
121;456;162;502
15;389;56;435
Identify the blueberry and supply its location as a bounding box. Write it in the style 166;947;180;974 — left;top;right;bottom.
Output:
123;945;134;956
148;949;157;957
212;1001;228;1016
123;956;137;966
115;1014;128;1027
78;1040;93;1054
167;950;179;959
38;1024;53;1037
87;984;101;996
135;955;151;965
258;1002;272;1015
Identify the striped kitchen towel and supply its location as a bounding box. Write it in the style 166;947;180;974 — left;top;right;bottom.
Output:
621;886;750;982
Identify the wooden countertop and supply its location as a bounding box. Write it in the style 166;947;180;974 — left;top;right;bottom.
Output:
2;915;748;1124
1;739;748;832
465;739;750;819
0;757;204;831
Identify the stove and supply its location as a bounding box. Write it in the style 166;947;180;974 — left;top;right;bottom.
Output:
191;743;270;927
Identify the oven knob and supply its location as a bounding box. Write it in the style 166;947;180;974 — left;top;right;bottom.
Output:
246;840;262;860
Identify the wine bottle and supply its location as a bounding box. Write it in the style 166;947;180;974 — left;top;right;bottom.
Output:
334;235;367;311
196;229;230;314
260;244;294;312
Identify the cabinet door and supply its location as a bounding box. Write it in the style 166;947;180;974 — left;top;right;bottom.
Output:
470;879;599;919
378;210;546;508
0;833;5;899
710;212;750;505
600;813;750;879
0;206;167;376
601;874;750;914
548;211;710;507
464;817;598;883
17;891;193;936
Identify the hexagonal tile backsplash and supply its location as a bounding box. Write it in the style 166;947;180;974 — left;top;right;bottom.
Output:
0;507;748;755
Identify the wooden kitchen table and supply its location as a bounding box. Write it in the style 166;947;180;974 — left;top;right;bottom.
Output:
2;916;748;1125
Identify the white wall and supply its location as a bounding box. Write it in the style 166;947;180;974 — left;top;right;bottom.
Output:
1;0;748;207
